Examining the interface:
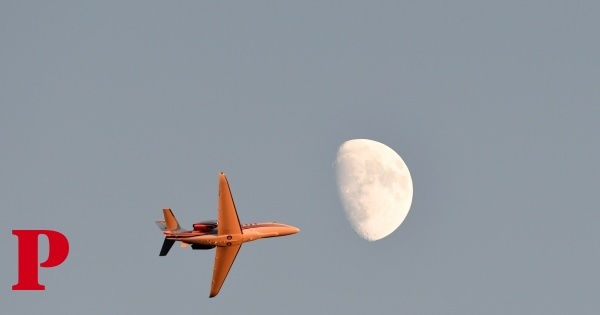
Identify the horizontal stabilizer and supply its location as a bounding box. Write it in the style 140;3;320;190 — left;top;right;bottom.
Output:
160;238;175;256
163;208;181;231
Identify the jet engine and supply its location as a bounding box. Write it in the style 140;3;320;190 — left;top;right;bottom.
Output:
191;244;216;250
193;220;218;232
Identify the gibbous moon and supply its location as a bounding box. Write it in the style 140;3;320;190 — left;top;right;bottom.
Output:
334;139;413;241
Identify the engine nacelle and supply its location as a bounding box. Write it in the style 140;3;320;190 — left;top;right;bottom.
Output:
193;220;218;232
191;244;216;250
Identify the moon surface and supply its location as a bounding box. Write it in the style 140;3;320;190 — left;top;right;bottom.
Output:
334;139;413;241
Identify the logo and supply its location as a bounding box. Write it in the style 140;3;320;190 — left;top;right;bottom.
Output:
12;230;70;290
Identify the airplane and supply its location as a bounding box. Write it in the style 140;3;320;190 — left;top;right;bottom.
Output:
155;172;300;298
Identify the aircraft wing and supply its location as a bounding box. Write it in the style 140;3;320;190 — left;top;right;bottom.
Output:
217;173;242;235
210;244;242;298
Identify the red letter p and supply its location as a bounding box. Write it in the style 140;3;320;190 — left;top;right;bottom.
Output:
12;230;70;290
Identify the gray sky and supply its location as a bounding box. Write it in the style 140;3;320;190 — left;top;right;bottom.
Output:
2;1;599;314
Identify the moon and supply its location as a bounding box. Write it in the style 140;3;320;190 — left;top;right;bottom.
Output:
334;139;413;241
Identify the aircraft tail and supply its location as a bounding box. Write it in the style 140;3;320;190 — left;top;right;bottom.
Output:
156;208;181;256
159;238;175;256
162;208;181;230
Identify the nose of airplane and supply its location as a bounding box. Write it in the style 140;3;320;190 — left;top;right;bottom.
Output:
286;225;300;235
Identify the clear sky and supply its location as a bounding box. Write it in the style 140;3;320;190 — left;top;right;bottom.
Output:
2;2;599;314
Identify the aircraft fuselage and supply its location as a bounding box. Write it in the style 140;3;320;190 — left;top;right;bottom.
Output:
164;222;299;247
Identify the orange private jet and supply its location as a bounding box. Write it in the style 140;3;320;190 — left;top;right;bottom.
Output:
155;172;299;298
